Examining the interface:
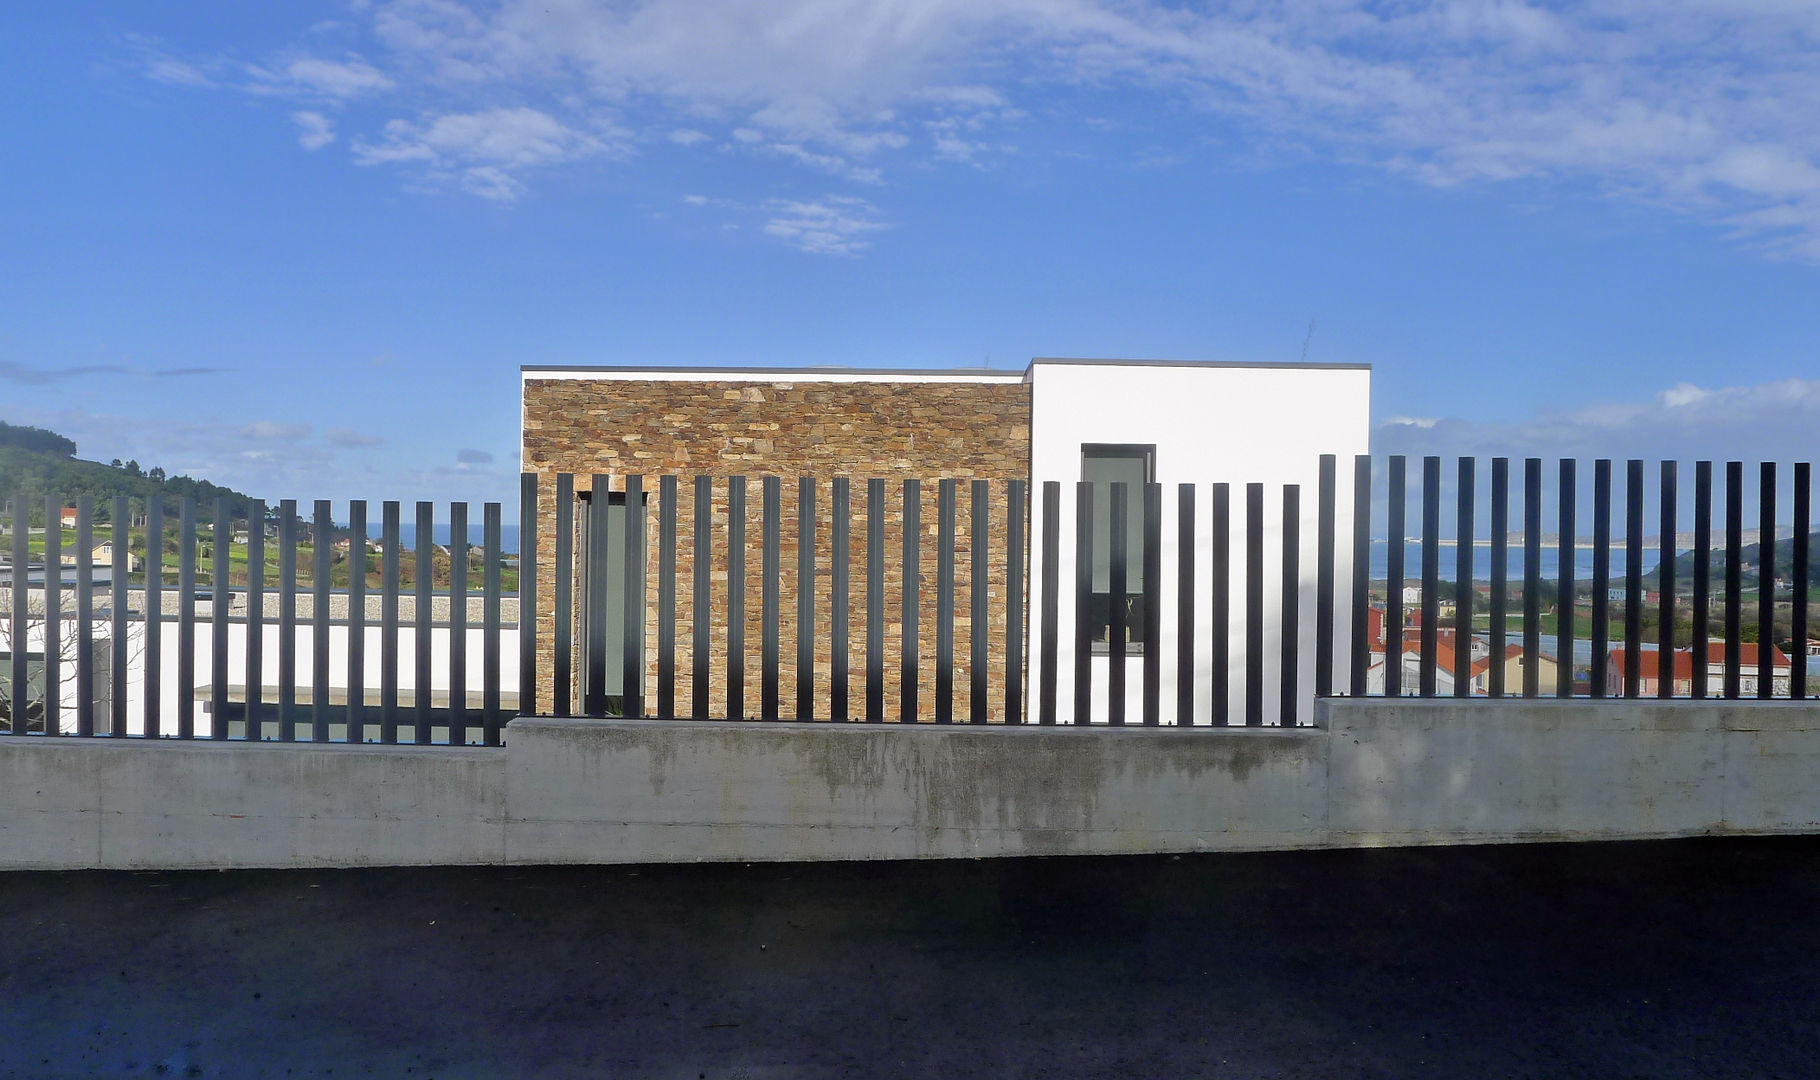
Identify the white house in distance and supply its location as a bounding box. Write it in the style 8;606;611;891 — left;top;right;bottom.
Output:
522;356;1372;724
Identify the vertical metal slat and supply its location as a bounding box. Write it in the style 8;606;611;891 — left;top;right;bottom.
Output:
1591;462;1611;698
211;499;230;738
902;479;920;723
246;502;265;740
935;479;956;724
278;500;295;743
1212;483;1232;725
1455;459;1475;697
1038;481;1059;726
1489;460;1509;698
1420;457;1440;698
1177;484;1196;725
1557;461;1576;698
482;502;501;744
866;479;884;722
348;501;367;743
970;479;990;724
831;477;850;722
1107;481;1127;727
621;475;644;720
727;477;747;720
760;475;779;720
657;477;676;719
1072;481;1091;726
1725;462;1743;699
1624;461;1643;699
1523;459;1541;699
1007;479;1027;725
1659;464;1677;698
380;501;399;743
312;499;331;743
76;497;94;737
796;477;815;721
692;475;711;719
553;475;573;717
1386;457;1406;698
1692;463;1712;700
1245;482;1264;726
414;500;433;741
1281;484;1300;726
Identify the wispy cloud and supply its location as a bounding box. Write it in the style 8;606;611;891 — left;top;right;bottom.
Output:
292;111;336;150
325;427;384;448
762;196;886;256
0;361;130;385
138;1;1820;256
1;360;221;385
351;107;621;199
239;420;312;442
455;447;494;463
249;54;393;100
1376;377;1820;464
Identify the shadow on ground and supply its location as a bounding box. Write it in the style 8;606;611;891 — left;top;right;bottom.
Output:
4;837;1819;1078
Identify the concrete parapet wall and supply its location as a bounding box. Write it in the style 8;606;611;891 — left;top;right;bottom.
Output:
504;719;1327;862
0;739;504;870
0;700;1817;869
1321;699;1820;846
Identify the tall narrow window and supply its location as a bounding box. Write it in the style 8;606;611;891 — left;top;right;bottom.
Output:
1082;444;1154;652
576;488;645;713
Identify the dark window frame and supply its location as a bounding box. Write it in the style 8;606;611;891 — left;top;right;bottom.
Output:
1081;443;1156;656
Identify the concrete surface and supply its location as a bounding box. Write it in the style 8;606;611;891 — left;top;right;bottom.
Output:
505;717;1328;863
6;700;1820;870
1323;698;1820;846
3;837;1818;1078
0;738;504;869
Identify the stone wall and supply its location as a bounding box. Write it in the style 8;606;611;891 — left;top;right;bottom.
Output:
521;376;1032;720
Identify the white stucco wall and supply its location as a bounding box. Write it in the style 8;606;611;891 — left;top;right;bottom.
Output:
18;618;518;740
1027;360;1371;725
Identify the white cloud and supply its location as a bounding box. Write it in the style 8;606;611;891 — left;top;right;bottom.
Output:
255;54;394;99
1375;377;1820;464
292;111;337;150
762;195;885;256
239;420;312;442
350;107;620;198
142;1;1820;254
145;56;213;88
325;427;384;448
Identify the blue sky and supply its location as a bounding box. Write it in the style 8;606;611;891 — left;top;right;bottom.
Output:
4;1;1820;510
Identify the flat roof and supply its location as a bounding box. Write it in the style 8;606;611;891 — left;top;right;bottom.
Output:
1029;357;1372;372
521;365;1024;383
522;357;1371;379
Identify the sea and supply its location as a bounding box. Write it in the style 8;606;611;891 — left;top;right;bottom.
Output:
365;522;522;556
1369;540;1664;582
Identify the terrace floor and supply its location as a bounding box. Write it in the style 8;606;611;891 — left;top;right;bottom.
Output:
4;837;1819;1078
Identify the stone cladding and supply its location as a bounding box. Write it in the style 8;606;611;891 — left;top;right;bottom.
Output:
522;376;1031;721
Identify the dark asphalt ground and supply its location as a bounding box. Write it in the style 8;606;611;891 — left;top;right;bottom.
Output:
3;838;1819;1078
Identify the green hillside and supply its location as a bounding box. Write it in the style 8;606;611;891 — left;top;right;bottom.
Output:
0;420;261;526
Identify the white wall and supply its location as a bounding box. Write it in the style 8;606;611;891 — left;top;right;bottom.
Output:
27;619;519;740
1027;360;1371;725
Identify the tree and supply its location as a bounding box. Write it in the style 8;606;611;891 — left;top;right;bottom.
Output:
148;466;167;484
0;586;140;733
123;460;143;478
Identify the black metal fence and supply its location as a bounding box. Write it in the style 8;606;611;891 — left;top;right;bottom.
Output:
0;487;537;744
5;457;1814;742
560;456;1816;727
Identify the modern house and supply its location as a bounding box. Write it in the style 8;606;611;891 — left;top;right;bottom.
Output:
521;358;1372;722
